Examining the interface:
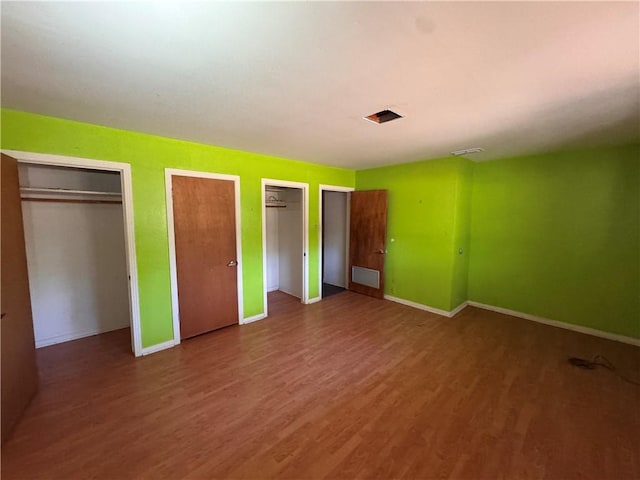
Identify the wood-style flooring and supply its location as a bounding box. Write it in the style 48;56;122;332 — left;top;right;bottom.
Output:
2;291;639;479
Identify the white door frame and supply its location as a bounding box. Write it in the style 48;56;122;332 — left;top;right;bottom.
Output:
165;168;244;346
319;185;354;298
2;149;144;357
261;178;309;316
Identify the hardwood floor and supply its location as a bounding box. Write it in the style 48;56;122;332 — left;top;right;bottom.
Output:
2;291;639;479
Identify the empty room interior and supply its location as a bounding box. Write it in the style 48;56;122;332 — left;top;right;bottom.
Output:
1;2;639;479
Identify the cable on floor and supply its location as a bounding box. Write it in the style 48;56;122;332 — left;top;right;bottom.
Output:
568;355;640;386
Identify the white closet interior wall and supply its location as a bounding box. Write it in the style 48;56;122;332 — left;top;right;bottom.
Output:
265;192;280;292
278;188;302;298
323;191;348;288
265;187;303;299
19;164;130;347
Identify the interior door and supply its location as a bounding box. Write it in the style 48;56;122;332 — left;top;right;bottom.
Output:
1;154;39;442
172;175;239;339
348;190;388;299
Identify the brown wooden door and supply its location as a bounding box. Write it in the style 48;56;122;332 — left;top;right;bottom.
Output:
1;154;38;443
172;175;239;339
348;190;388;299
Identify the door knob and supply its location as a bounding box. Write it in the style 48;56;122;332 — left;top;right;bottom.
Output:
227;260;238;267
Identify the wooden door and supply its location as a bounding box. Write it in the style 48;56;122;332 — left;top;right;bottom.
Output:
172;175;239;339
1;154;38;442
348;190;388;299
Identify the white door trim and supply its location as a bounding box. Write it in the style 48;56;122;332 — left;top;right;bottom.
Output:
319;184;354;299
165;168;243;346
261;178;309;317
2;149;144;357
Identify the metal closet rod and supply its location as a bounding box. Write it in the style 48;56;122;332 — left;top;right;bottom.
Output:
19;186;123;204
21;198;122;205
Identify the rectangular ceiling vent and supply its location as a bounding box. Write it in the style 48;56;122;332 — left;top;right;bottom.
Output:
364;109;403;124
451;147;484;156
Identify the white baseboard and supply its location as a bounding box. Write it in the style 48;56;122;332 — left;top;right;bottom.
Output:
279;288;302;299
383;295;640;346
241;313;267;325
267;286;279;293
35;324;129;348
466;301;640;347
141;313;269;356
141;339;176;356
449;301;468;317
384;295;456;318
141;313;271;355
306;296;321;305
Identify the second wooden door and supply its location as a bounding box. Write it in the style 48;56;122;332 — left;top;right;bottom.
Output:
349;190;388;299
172;175;239;339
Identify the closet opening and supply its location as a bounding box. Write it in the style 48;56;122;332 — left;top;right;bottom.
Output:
319;186;353;299
262;180;308;316
18;162;134;355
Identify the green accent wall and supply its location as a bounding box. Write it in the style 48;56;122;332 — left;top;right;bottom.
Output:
356;157;473;311
3;108;638;344
1;109;354;348
468;144;640;338
450;158;473;310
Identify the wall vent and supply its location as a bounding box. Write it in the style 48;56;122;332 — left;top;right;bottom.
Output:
451;147;484;156
364;109;403;124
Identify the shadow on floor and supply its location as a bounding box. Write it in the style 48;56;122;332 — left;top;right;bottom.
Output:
322;283;345;298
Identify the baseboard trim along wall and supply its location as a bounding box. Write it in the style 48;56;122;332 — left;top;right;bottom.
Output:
140;313;268;355
384;295;458;318
141;339;177;356
35;327;125;349
142;313;268;355
466;301;640;347
241;313;267;325
141;295;640;355
384;294;640;347
449;301;469;318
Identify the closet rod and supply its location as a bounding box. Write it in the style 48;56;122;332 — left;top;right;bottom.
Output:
21;198;122;205
20;187;121;197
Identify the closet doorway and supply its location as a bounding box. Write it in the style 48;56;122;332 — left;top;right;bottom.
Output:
262;179;308;315
2;150;142;356
319;185;353;298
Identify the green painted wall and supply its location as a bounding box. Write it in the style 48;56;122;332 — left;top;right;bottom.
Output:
1;109;354;347
468;144;640;338
356;156;473;311
450;159;473;310
3;108;637;343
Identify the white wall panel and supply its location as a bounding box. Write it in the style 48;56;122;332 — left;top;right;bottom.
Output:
278;188;302;298
265;207;280;292
323;191;347;287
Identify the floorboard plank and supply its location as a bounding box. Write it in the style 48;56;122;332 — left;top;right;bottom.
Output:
2;291;639;479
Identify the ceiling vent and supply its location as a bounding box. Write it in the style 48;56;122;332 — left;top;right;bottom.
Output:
451;147;484;156
364;109;403;124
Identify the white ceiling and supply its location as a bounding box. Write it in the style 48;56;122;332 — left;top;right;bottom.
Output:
2;2;638;169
